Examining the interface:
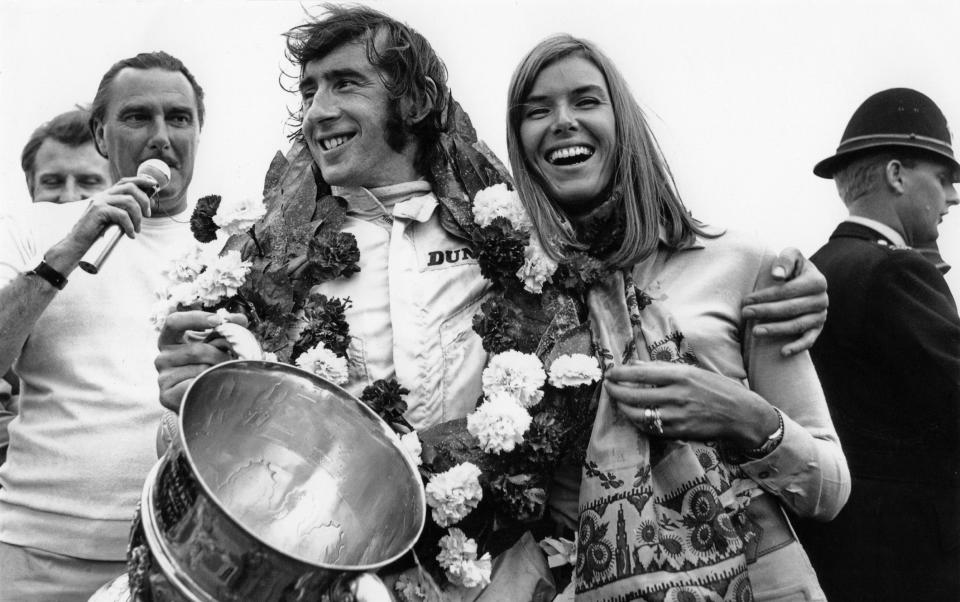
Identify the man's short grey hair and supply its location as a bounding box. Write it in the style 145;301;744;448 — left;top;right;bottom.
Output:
834;152;917;204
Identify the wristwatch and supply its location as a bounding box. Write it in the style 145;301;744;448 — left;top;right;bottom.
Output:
26;260;68;290
741;407;785;460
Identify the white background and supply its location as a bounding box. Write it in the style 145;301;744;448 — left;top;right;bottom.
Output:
2;0;959;292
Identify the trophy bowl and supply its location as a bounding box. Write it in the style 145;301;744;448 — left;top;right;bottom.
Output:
134;360;425;601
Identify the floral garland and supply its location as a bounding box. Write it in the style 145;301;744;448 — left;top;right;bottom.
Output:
152;98;617;598
157;181;364;387
406;183;611;595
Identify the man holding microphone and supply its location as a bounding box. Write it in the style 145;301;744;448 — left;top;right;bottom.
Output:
0;51;200;601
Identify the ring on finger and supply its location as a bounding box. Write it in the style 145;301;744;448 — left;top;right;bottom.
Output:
643;406;663;435
642;406;664;436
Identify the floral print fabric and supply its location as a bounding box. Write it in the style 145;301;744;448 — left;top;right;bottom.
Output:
576;266;759;602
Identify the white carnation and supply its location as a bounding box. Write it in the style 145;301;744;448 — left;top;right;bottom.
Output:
471;183;532;232
517;233;558;294
212;196;267;238
149;295;179;331
437;528;477;566
394;572;427;602
399;431;423;467
467;393;532;454
294;343;349;385
151;246;249;329
425;462;483;527
481;350;546;409
164;281;197;307
437;529;491;589
548;354;603;388
191;251;251;305
150;283;189;331
164;244;210;283
456;554;492;589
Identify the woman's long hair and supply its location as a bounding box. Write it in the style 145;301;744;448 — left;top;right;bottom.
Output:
507;35;713;268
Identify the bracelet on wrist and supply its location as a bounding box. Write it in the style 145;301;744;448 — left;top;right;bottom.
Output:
26;260;68;290
740;407;785;460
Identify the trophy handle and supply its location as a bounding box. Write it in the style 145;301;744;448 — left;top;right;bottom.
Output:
326;571;391;602
351;573;391;602
202;322;264;360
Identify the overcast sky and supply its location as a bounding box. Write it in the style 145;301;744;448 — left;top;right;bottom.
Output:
2;0;959;292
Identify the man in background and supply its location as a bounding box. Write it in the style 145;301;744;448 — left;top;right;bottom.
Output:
20;108;112;205
795;88;960;601
1;109;114;469
0;52;200;601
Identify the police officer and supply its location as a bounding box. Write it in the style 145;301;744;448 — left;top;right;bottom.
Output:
795;88;960;601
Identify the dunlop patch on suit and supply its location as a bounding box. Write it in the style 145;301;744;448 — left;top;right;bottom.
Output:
422;246;479;271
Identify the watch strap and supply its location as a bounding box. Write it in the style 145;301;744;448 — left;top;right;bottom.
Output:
742;407;785;460
27;260;68;290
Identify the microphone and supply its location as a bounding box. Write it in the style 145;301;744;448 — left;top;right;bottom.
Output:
78;159;171;274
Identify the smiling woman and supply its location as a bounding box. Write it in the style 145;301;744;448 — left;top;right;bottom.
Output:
505;34;850;601
519;57;616;214
508;35;712;270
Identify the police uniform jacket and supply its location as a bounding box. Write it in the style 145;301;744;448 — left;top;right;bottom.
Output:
795;220;960;599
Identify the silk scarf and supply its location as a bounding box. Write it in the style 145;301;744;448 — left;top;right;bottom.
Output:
575;260;759;602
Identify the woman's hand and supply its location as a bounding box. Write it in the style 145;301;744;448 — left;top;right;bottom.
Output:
742;248;828;357
604;360;780;448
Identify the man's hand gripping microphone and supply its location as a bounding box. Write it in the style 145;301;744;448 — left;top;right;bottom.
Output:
78;159;171;274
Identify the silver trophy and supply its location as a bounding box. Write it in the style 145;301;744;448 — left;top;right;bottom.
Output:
112;360;425;601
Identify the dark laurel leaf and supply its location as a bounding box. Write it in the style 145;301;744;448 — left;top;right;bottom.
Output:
273;148;324;255
261;150;287;198
450;136;507;199
313;194;349;235
442;95;479;143
229;141;327;363
248;141;318;262
488;472;547;522
535;300;589;358
190;195;221;243
429;95;513;239
248;263;296;312
472;291;551;355
418;418;497;475
437;96;513;196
